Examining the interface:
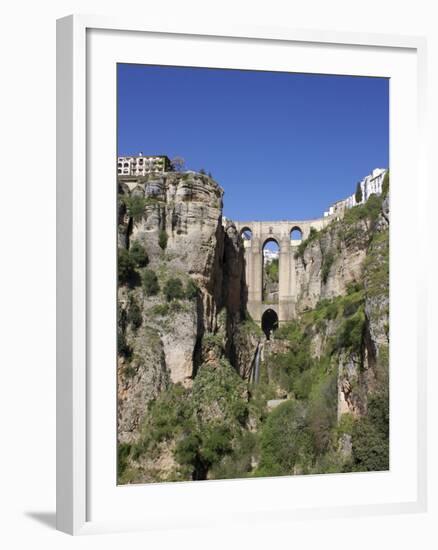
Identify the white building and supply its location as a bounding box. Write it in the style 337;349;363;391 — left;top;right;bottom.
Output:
324;168;387;217
263;249;279;264
117;153;171;176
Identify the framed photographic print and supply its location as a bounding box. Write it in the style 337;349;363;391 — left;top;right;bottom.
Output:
57;15;427;535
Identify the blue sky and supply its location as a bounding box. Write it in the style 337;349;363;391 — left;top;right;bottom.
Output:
118;64;388;221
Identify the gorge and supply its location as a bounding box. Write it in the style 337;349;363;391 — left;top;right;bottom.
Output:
117;168;390;483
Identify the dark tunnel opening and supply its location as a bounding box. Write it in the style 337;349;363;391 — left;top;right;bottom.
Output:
261;309;279;339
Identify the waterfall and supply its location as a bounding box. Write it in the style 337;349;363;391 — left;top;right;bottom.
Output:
251;343;263;384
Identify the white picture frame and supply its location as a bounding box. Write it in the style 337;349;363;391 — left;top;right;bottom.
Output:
56;14;428;535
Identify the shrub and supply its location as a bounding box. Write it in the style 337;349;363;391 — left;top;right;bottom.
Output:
142;269;159;296
174;423;233;481
294;227;319;261
158;229;168;250
367;391;389;439
172;360;248;479
239;314;263;338
117;331;132;358
342;294;363;317
164;277;184;301
127;299;142;328
337;412;355;436
342;194;382;232
209;431;257;480
146;385;193;444
123;195;147;222
293;368;315;400
363;230;389;299
275;320;302;341
323;301;339;320
201;424;233;465
265;258;279;283
364;194;383;226
351;392;389;472
118;443;132;479
256;400;311;477
321;250;335;284
149;303;169;316
346;281;363;294
307;372;338;455
192;359;248;427
334;307;365;352
202;332;223;351
185;279;199;299
351;420;389;472
129;241;148;267
118;248;136;285
175;433;201;469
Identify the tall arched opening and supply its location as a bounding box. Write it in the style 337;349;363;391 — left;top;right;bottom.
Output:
262;238;279;303
290;226;303;242
240;227;253;242
261;309;279;339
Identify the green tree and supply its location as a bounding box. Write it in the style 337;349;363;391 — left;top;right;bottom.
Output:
117;330;132;358
164;277;184;301
201;425;233;466
257;400;311;476
118;248;135;285
129;241;148;267
355;182;363;204
351;390;389;471
124;195;147;222
142;269;159;296
321;250;335;284
307;373;338;455
185;278;199;299
265;258;279;283
175;424;233;481
127;299;142;328
382;171;389;198
158;229;168;250
175;433;201;470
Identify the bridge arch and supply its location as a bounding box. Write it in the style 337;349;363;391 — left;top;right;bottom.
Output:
262;238;280;304
262;236;280;250
261;308;279;339
290;226;303;241
234;217;328;326
240;226;253;241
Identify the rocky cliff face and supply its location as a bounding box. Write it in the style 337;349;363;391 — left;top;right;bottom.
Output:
293;218;369;313
117;172;261;446
293;194;389;419
259;191;389;472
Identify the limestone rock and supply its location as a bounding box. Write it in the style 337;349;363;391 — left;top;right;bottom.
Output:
117;324;170;444
117;171;259;445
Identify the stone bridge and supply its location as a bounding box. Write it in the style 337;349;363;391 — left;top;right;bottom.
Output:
234;218;331;332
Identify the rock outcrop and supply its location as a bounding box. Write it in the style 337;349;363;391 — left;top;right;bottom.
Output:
117;171;261;444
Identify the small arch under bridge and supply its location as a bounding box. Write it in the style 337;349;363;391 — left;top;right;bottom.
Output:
234;218;331;325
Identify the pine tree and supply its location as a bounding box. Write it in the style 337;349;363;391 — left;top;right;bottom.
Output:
355;182;363;204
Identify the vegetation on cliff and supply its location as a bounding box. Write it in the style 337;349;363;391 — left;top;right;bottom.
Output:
252;189;390;476
117;170;390;483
